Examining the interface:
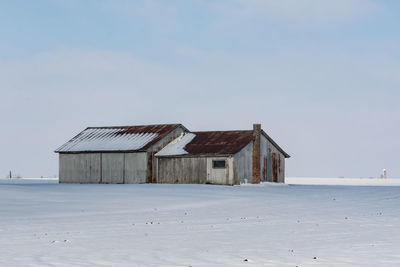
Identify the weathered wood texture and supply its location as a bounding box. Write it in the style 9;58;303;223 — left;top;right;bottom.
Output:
156;156;235;185
59;152;147;184
260;135;285;183
125;152;147;183
101;153;124;183
59;153;101;183
148;126;186;183
233;142;253;184
206;157;234;185
58;126;186;184
157;157;207;184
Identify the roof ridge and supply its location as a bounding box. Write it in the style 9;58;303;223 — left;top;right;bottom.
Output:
192;130;252;133
261;130;290;158
86;123;181;129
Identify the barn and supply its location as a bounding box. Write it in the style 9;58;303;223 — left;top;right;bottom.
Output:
55;123;289;185
155;124;290;185
55;124;187;183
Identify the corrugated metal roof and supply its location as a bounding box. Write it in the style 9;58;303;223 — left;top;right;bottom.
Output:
185;131;254;155
157;130;254;156
155;129;290;158
55;124;183;153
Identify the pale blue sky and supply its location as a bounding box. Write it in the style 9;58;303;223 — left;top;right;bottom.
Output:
1;0;399;178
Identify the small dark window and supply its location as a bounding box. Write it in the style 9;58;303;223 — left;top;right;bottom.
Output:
212;160;226;168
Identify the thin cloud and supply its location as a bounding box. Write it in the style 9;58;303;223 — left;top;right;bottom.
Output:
210;0;383;28
1;47;399;177
72;0;385;34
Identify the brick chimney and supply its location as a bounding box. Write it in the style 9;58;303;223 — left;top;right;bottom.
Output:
252;123;261;184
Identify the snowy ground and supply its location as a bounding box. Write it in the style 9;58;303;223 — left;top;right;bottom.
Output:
286;177;400;186
1;178;400;266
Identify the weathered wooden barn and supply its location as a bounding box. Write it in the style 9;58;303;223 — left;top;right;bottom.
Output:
55;123;289;185
55;124;187;183
155;124;290;185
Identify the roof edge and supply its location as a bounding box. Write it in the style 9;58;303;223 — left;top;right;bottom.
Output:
156;154;234;158
55;150;148;154
191;130;252;134
261;130;291;158
85;123;184;129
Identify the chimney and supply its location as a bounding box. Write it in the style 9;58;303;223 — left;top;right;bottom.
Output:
252;123;261;184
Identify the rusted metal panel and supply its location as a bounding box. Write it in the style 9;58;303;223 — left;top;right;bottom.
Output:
181;131;254;156
272;153;278;183
278;155;285;183
278;156;281;182
262;156;267;182
260;134;286;183
55;124;185;153
252;124;261;184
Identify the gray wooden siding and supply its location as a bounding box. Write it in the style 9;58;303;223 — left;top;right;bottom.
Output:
156;156;235;185
260;135;285;183
157;157;207;184
59;153;101;183
124;152;147;183
101;153;124;183
148;126;186;182
59;152;147;184
233;142;253;184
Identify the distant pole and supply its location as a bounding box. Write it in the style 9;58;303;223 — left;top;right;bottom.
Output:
381;169;387;179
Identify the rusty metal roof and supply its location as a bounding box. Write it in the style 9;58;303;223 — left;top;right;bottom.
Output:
156;129;290;158
171;130;254;156
55;124;184;153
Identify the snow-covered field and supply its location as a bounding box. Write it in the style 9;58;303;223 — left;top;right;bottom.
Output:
1;178;400;266
286;177;400;186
